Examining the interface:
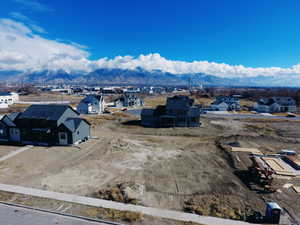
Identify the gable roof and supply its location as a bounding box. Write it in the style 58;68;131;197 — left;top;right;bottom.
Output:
18;104;79;121
81;95;102;104
0;112;21;127
7;112;21;121
62;117;90;132
1;115;16;127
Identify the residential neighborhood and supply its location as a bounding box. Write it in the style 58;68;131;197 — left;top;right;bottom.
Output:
253;96;297;113
210;96;241;111
2;0;300;224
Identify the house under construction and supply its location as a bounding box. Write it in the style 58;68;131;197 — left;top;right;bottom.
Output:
141;95;201;128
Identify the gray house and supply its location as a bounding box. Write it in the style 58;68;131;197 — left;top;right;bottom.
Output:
0;104;90;146
77;95;104;114
141;95;200;127
211;96;241;111
253;97;297;113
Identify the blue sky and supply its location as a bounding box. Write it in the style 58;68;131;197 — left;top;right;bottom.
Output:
1;0;300;77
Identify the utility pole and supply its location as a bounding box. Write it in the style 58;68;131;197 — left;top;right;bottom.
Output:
188;77;193;95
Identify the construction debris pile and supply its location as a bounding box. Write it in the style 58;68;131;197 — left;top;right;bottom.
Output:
229;147;300;193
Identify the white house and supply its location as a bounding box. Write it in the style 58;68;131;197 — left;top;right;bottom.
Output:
211;102;229;111
210;96;241;111
77;95;104;114
0;92;19;108
254;97;297;113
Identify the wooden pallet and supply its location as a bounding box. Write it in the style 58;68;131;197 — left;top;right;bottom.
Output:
230;147;262;154
262;157;295;176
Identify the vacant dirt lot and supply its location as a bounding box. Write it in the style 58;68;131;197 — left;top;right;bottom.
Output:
0;145;21;158
0;113;299;223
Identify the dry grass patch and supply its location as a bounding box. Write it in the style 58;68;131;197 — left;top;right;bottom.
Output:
245;123;277;135
93;184;140;205
240;99;255;108
85;208;143;223
0;104;29;114
195;97;213;106
184;195;245;220
144;96;167;107
82;112;130;126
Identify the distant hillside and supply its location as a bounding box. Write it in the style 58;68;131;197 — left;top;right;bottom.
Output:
1;68;300;87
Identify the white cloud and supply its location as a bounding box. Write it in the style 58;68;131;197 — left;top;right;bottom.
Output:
10;12;46;33
29;24;46;33
12;0;53;12
1;17;300;79
0;18;89;72
93;54;300;78
0;51;27;64
10;12;30;21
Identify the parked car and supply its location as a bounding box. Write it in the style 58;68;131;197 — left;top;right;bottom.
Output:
286;113;296;117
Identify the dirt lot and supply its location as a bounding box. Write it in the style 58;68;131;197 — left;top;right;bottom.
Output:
0;114;299;224
0;145;22;158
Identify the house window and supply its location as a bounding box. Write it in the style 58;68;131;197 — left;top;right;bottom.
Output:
0;129;4;135
77;131;80;135
60;133;66;139
190;117;198;122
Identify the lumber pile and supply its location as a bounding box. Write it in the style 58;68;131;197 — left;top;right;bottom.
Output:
230;147;262;154
262;157;295;176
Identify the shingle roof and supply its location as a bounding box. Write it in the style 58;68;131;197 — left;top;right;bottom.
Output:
18;104;79;121
0;92;12;96
81;95;102;104
62;117;89;132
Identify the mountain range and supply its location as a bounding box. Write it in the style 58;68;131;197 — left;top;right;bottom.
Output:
1;68;300;87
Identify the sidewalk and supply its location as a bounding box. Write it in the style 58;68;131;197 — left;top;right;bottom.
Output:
0;183;255;225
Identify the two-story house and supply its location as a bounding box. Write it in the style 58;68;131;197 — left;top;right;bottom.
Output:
141;95;200;127
77;95;104;114
0;104;90;146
